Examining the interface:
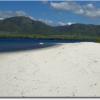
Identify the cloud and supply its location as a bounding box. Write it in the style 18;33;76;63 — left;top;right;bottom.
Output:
26;16;73;26
58;21;67;26
58;21;73;26
37;18;71;26
0;10;73;26
0;11;27;18
0;10;55;26
50;1;100;18
67;22;73;25
38;18;54;25
0;18;4;20
41;0;48;4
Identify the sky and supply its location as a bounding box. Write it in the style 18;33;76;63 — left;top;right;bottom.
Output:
0;1;100;26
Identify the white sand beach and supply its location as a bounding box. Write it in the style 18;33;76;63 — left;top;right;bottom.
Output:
0;42;100;97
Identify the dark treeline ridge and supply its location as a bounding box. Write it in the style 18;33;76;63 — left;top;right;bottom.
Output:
0;16;100;42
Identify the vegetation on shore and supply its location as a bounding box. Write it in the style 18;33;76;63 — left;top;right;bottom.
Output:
0;16;100;42
0;33;100;42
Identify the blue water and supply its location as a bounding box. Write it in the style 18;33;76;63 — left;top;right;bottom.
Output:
0;38;79;52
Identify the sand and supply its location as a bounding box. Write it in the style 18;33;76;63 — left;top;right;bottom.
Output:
0;42;100;97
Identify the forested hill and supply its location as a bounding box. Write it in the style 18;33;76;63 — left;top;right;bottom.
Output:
0;16;54;34
0;16;100;42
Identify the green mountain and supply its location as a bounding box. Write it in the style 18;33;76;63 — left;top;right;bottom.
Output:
0;16;100;42
0;16;53;34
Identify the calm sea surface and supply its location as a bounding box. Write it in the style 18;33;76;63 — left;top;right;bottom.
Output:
0;38;79;52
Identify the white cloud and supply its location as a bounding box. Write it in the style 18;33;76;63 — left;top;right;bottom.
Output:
67;22;73;25
37;19;72;26
38;18;54;25
0;18;4;20
0;11;27;18
28;16;37;21
0;10;73;26
0;10;55;26
50;1;100;18
86;3;94;9
58;21;73;26
58;21;67;26
41;0;48;4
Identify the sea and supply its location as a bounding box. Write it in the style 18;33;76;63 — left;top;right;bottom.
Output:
0;38;80;52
